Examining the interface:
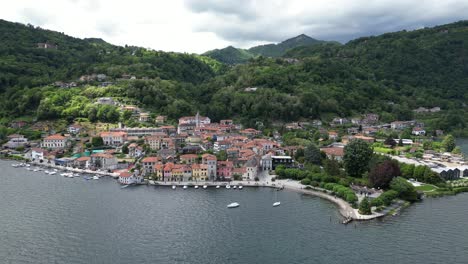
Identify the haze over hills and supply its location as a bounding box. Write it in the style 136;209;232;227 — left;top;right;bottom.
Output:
203;34;331;64
0;18;466;135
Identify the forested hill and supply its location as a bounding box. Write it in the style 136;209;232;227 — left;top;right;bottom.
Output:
285;21;468;100
0;19;466;134
0;19;217;91
203;34;328;64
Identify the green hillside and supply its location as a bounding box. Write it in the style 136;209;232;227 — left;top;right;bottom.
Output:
0;19;467;135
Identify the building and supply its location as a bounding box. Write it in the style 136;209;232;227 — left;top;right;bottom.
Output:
272;156;293;170
141;157;161;175
391;121;415;130
180;154;198;164
202;154;217;180
155;115;167;124
3;134;28;149
412;127;426;136
110;127;167;137
31;148;47;161
139;112;150;122
90;153;118;170
37;42;57;49
67;124;82;135
178;112;211;127
42;134;68;149
101;132;127;146
192;164;208;181
217;161;233;180
261;154;273;171
118;172;143;185
96;97;115;105
74;156;90;169
9;120;27;129
320;147;344;161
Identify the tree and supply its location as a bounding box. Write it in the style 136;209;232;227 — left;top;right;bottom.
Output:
91;137;104;147
359;198;372;215
398;138;403;147
390;177;418;202
442;134;456;152
122;144;129;154
304;143;321;165
343;139;374;177
368;160;401;188
324;157;341;177
384;136;396;148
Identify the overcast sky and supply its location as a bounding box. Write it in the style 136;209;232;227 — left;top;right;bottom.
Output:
2;0;468;53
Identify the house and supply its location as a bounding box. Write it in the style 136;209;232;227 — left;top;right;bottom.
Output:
155;115;167;124
240;128;261;138
37;42;57;49
141;157;161;175
128;143;143;158
74;156;90;169
272;156;293;169
430;107;441;113
192;164;208;181
260;153;273;171
244;158;258;180
178;112;211;127
118;171;143;185
180;154;198;164
202;154;217;180
67;124;82;135
244;87;258;92
331;117;349;126
9;120;27;129
391;121;415;130
412;127;426;136
31;148;47;161
328;131;339;140
217;161;233;180
42;134;68;149
100;132;127;146
3;134;28;149
90;153;118;170
220;120;233;125
139;112;150;122
320;147;345;161
363;114;379;125
350;135;375;143
96;74;107;81
96;97;115;105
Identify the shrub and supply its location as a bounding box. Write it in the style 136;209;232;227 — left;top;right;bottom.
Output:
379;190;399;206
301;178;311;185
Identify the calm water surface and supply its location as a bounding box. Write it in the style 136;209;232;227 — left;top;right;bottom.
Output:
0;160;467;264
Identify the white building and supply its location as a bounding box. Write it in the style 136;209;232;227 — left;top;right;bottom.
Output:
4;134;28;148
100;132;127;146
41;134;68;149
202;154;217;180
118;172;142;185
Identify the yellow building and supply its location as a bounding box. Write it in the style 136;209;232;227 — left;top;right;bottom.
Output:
192;164;208;181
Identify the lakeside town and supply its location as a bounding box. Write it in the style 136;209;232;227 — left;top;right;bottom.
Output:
2;100;468;221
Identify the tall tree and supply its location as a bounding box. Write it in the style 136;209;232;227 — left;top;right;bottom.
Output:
304;143;322;165
442;134;456;152
343;139;374;177
359;198;372;215
368;160;401;189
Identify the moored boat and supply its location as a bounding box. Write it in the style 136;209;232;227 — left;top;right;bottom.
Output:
227;202;240;208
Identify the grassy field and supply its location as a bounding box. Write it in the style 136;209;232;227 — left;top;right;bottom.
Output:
415;184;438;192
373;147;393;154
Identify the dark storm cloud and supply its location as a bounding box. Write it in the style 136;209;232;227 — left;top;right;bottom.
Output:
184;0;468;44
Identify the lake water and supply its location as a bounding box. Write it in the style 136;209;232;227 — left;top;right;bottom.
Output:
1;160;467;264
456;138;468;156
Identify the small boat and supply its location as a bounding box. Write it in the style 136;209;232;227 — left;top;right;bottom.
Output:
238;186;243;190
216;185;220;189
273;202;281;207
194;185;199;189
226;185;231;189
203;185;208;189
183;185;188;189
68;174;74;178
172;185;176;190
49;172;56;175
121;185;129;189
84;176;91;180
227;202;240;208
233;186;237;189
33;169;39;172
93;176;99;180
26;168;32;171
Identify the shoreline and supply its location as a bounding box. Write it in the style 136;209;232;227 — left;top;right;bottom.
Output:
4;159;384;222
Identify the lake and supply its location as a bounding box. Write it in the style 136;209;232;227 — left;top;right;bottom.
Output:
0;160;467;264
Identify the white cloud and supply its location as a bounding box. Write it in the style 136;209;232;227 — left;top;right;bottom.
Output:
1;0;467;53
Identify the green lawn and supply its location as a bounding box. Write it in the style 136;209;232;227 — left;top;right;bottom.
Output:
374;147;393;154
415;184;438;192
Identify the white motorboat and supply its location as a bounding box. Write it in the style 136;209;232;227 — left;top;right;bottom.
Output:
93;176;99;180
194;185;199;189
226;185;231;189
172;185;176;190
273;202;281;207
273;190;281;207
227;202;240;208
233;185;237;189
44;170;50;174
238;186;243;190
183;185;188;189
216;185;220;189
49;172;56;175
203;185;208;189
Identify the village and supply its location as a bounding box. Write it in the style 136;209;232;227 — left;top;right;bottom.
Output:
2;101;467;187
